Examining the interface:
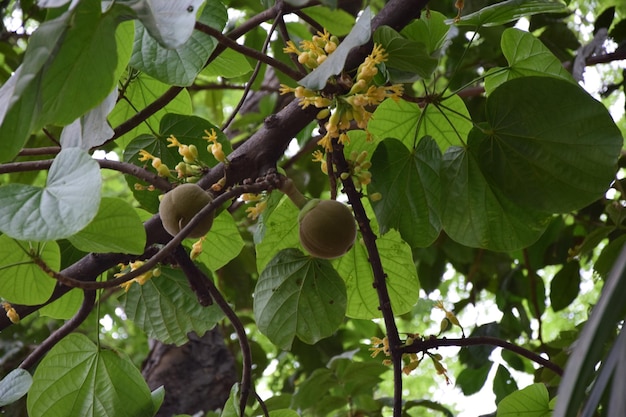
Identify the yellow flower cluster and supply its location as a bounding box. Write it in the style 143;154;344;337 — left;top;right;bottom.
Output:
284;29;339;69
242;193;268;220
280;37;403;152
203;129;227;164
117;261;161;292
139;149;172;178
2;302;19;324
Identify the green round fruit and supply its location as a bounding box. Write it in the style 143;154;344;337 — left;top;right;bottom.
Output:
298;199;357;259
159;183;214;238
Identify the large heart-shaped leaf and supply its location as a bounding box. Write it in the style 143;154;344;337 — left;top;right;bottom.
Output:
0;148;101;242
130;0;226;86
497;383;552;417
27;333;155;417
335;229;420;319
121;267;224;346
254;249;347;350
485;28;574;93
441;146;551;251
369;137;442;248
129;0;206;49
473;76;622;213
68;197;147;254
0;237;59;305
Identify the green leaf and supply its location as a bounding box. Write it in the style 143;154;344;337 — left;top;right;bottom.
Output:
130;0;227;86
123;114;228;212
0;1;121;162
68;197;147;254
59;89;116;150
373;26;438;79
441;146;551;251
301;6;355;36
255;196;301;272
369;137;442;248
195;210;245;270
202;48;253;78
485;28;574;93
38;288;84;320
151;386;165;413
550;261;581;312
0;237;59;305
299;8;371;90
496;383;552;417
0;369;32;407
0;148;101;241
474;76;622;213
336;229;420;319
456;363;492;395
493;364;519;404
419;94;472;151
269;410;300;417
220;383;240;417
292;368;338;409
253;248;347;350
108;73;192;147
27;333;155;417
401;11;450;55
129;0;205;48
369;95;470;151
454;0;569;27
121;267;225;346
369;98;421;148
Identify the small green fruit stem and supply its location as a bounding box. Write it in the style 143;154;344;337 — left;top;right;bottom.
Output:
280;177;308;209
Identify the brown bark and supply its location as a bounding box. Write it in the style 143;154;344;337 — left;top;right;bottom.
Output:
142;328;237;417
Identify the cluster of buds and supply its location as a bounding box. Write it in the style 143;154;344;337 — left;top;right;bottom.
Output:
435;300;465;337
116;261;161;292
2;301;19;324
242;193;268;220
281;36;403;155
341;150;372;189
283;29;339;70
203;129;227;164
139;149;172;178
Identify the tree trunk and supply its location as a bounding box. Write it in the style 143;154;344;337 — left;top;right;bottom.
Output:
142;328;236;417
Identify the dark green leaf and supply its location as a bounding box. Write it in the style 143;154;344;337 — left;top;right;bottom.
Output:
441;146;551;251
373;26;438;78
0;148;101;241
121;267;225;346
454;0;569;27
493;364;518;404
401;11;450;55
130;0;227;86
550;261;581;312
369;137;442;248
292;368;338;409
253;248;347;349
484;28;574;93
38;288;84;320
27;333;155;417
456;362;492;395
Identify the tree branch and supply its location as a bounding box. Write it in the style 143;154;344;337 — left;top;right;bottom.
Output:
400;335;564;376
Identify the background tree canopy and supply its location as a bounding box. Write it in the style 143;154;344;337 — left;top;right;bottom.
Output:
0;0;625;416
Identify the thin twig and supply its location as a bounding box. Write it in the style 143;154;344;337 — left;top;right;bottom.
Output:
221;8;284;131
195;21;303;81
19;290;96;370
400;335;564;376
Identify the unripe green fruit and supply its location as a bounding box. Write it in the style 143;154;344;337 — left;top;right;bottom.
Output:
298;199;357;259
159;183;214;238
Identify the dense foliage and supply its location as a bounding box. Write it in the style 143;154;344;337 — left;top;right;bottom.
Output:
1;0;626;416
